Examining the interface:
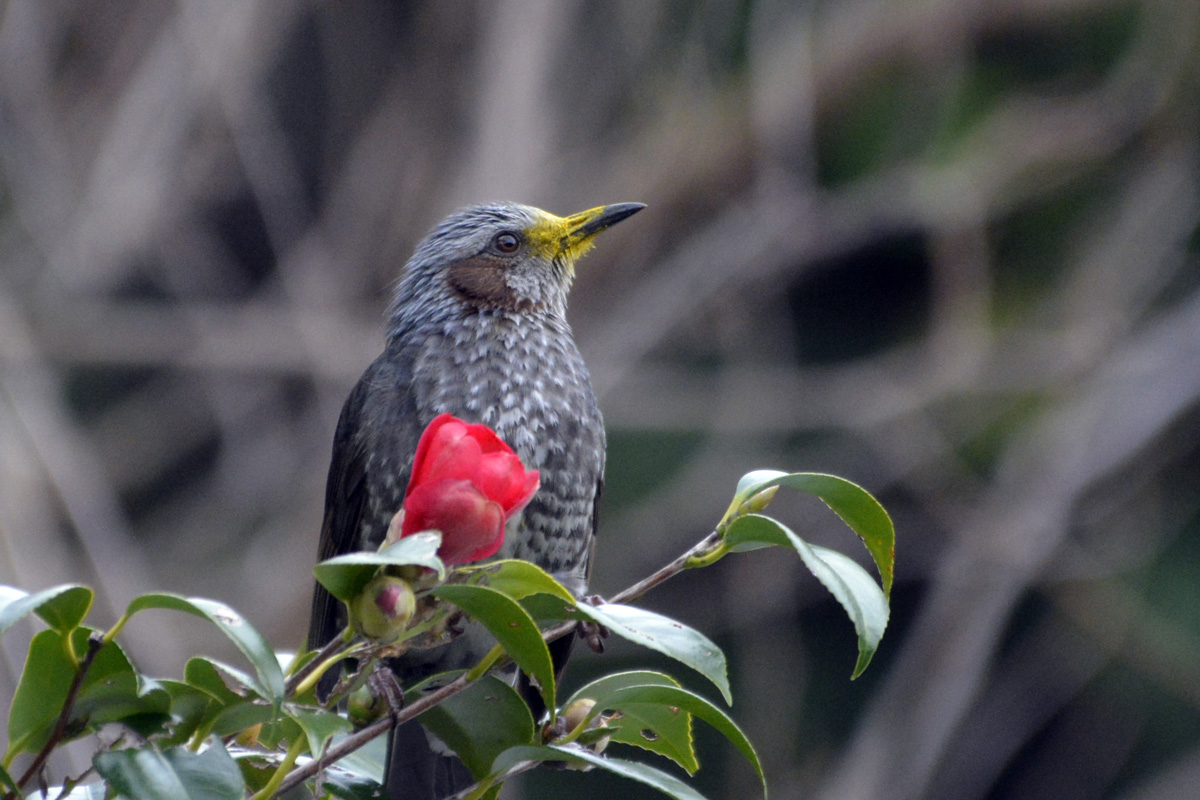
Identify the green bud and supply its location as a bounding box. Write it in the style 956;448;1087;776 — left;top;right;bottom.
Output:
347;684;387;728
738;485;778;516
561;698;596;733
351;575;416;643
557;697;610;762
234;723;262;747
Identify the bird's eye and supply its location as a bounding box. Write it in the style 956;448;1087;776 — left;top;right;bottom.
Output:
494;232;521;253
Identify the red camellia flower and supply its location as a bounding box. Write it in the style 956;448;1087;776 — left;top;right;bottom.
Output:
397;413;540;564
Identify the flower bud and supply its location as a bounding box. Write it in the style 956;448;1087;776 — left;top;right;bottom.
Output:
350;575;416;643
556;697;610;763
235;723;262;747
561;698;596;733
738;485;779;516
347;684;387;728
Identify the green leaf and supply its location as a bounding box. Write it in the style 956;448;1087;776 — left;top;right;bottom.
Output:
564;671;691;772
95;742;245;800
581;681;765;795
725;514;889;678
122;594;284;706
162;658;267;747
209;701;278;738
156;680;212;747
491;745;709;800
6;629;76;758
587;686;695;774
734;470;788;500
74;663;171;736
0;584;93;637
309;760;385;800
732;471;895;597
0;762;18;795
314;533;446;602
430;584;556;711
202;658;271;701
6;628;168;759
231;750;275;795
566;671;689;771
417;675;535;779
463;560;580;629
463;560;577;604
183;658;243;706
519;593;587;627
568;670;681;703
607;699;696;772
572;604;731;705
286;708;353;759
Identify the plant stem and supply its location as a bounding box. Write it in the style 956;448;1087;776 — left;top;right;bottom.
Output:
250;735;306;800
5;634;104;800
283;630;352;696
274;674;470;795
100;612;130;646
290;646;359;699
610;529;722;605
465;642;504;682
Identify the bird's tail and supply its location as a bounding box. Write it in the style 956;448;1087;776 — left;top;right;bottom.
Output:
385;722;474;800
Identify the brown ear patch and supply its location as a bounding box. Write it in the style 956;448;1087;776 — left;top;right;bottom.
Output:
447;256;536;312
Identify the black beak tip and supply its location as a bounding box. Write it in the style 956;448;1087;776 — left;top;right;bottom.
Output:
607;202;647;223
570;202;647;240
585;202;645;235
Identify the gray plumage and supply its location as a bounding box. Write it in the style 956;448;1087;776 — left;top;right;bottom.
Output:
308;201;642;800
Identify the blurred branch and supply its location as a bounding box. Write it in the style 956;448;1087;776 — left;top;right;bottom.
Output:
2;299;377;381
815;285;1200;800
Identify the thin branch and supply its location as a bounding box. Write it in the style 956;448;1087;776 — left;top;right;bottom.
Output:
7;634;105;799
608;530;722;606
273;674;464;796
282;631;352;697
53;765;95;800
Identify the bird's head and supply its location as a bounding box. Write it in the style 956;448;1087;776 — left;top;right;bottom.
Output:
389;201;643;333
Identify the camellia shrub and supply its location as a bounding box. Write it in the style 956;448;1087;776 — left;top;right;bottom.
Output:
0;416;894;800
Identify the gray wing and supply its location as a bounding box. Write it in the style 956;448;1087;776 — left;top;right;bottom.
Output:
307;351;423;654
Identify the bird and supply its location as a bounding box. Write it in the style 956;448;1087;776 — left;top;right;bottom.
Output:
308;200;644;800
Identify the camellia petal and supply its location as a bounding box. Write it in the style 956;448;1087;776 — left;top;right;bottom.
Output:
407;414;455;491
475;451;531;510
402;479;506;564
413;420;477;489
456;418;512;455
400;414;540;564
513;471;540;513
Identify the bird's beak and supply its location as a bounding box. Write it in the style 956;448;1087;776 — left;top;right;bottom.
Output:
551;202;646;263
562;203;645;243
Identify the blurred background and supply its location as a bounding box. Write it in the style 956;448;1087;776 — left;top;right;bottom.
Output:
2;1;1199;798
